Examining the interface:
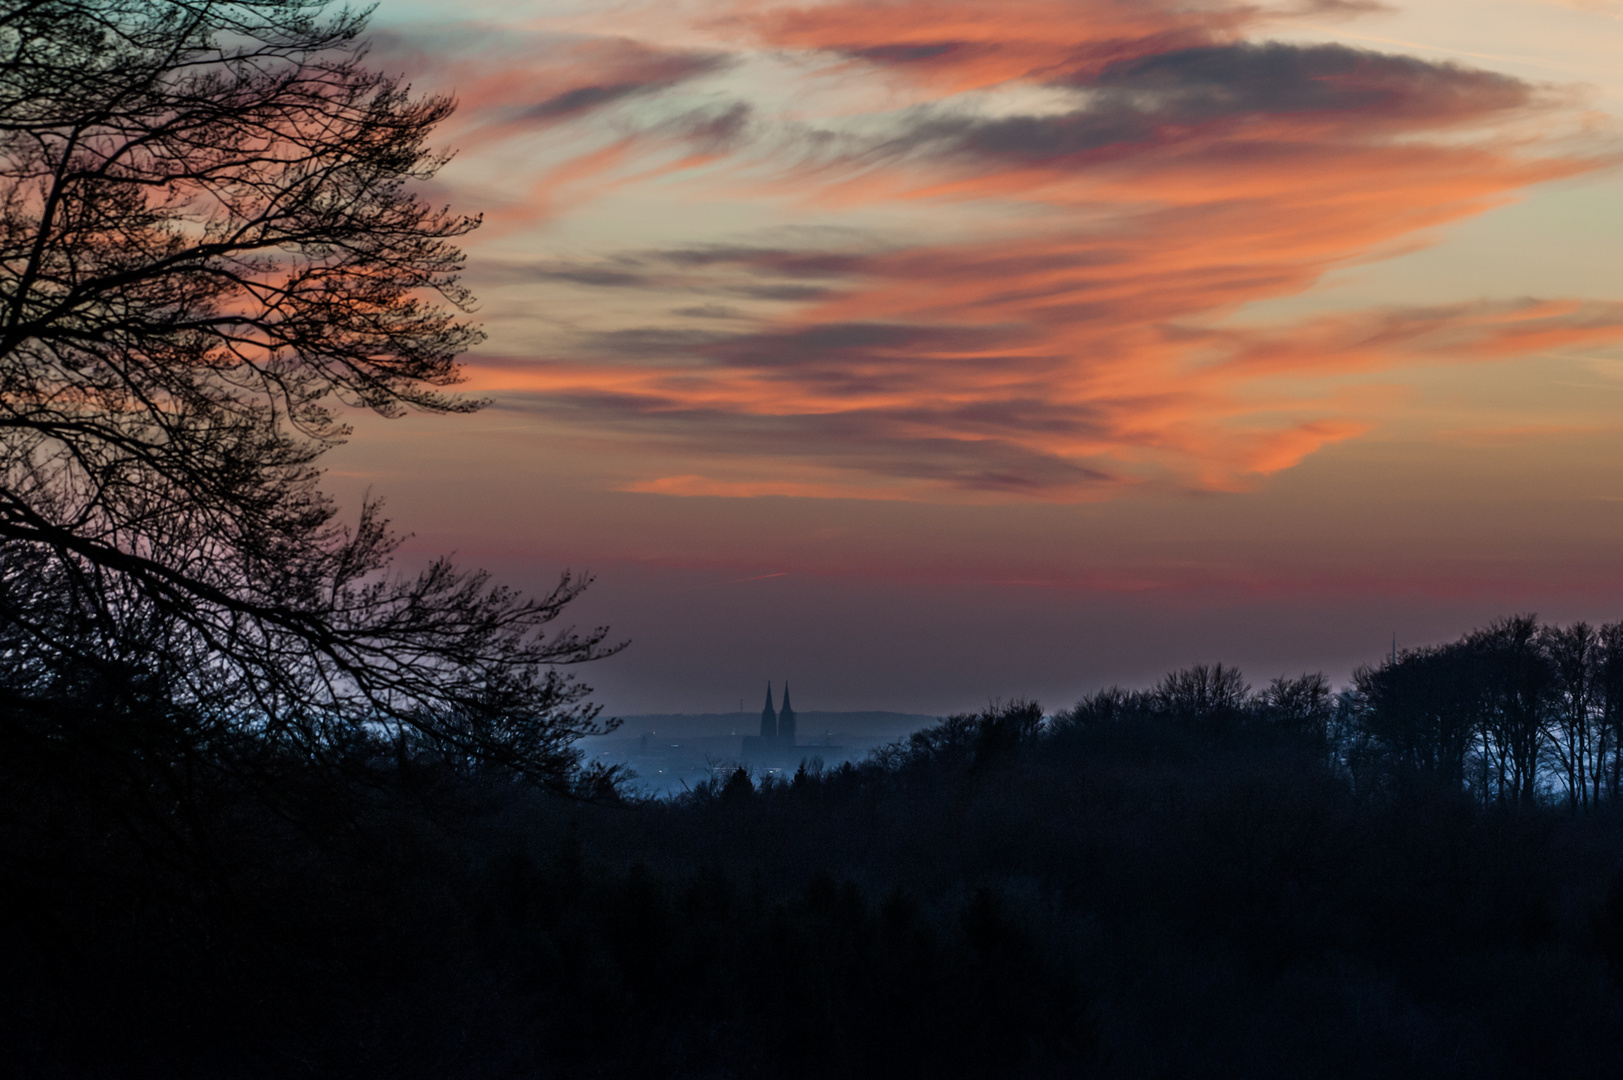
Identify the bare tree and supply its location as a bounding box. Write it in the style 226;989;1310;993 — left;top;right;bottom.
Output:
1350;644;1484;791
1472;616;1552;808
1154;663;1249;729
1259;672;1334;739
1541;620;1600;811
0;1;618;787
1597;622;1623;802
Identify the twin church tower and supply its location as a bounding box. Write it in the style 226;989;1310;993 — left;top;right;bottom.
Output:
741;681;838;764
758;682;796;745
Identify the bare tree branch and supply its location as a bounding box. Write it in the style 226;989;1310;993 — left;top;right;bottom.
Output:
0;0;621;789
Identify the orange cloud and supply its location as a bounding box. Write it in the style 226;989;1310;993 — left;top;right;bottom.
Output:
731;0;1249;93
372;24;746;233
428;1;1623;502
372;29;731;145
1217;300;1623;377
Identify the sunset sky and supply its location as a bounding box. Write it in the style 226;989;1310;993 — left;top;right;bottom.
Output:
328;0;1623;716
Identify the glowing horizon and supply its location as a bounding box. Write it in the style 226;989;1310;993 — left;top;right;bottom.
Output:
334;0;1623;713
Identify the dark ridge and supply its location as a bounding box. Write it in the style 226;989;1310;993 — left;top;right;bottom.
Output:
11;617;1623;1076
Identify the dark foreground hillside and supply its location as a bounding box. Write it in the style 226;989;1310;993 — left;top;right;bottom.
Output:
8;675;1623;1076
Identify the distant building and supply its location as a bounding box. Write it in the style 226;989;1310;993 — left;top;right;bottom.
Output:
760;682;777;739
741;681;804;762
779;683;796;745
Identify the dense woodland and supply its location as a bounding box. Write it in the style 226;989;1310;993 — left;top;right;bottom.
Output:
8;614;1623;1077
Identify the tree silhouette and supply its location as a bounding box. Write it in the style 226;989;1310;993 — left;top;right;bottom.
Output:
1595;622;1623;801
0;1;617;789
1350;644;1483;790
1542;620;1601;811
1472;615;1552;807
1259;671;1334;740
1155;662;1249;729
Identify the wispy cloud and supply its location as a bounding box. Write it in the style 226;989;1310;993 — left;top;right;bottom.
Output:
411;1;1622;501
372;28;732;139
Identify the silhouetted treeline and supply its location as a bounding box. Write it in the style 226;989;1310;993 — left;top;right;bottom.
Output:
1347;615;1623;810
1059;615;1623;811
8;617;1623;1077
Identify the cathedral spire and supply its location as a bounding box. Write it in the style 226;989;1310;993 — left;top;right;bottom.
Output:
778;682;796;746
760;682;777;739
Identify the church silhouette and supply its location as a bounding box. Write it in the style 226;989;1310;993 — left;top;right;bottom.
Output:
761;682;795;743
740;681;802;761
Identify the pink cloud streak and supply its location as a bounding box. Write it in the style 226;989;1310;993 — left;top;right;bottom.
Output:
414;1;1623;501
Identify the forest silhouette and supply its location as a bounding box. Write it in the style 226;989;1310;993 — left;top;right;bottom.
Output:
9;615;1623;1077
5;2;1623;1077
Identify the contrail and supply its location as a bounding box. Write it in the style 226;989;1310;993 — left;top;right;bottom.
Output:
710;572;789;586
